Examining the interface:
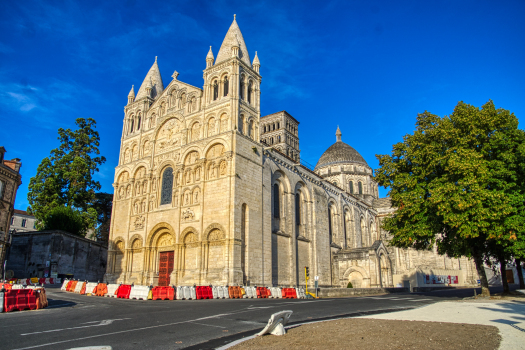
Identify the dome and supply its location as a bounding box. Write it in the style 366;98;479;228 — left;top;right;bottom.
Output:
315;127;368;170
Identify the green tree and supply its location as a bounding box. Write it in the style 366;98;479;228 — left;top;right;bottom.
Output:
90;192;113;243
27;118;106;235
375;100;525;297
42;206;86;236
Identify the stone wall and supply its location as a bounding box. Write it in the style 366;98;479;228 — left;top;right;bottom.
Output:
6;230;107;281
318;287;409;298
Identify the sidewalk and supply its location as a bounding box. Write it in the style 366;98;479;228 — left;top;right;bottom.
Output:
226;298;524;350
360;298;525;350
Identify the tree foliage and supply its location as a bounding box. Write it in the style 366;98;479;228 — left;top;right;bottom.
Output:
375;100;525;296
27;118;106;236
42;206;87;236
90;192;113;243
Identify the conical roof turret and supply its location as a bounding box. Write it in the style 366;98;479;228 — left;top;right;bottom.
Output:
252;51;260;66
136;56;164;100
128;85;135;99
216;15;251;66
336;126;342;142
206;46;215;61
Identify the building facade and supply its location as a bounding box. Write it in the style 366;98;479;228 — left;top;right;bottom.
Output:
105;17;478;289
9;210;38;233
0;146;22;277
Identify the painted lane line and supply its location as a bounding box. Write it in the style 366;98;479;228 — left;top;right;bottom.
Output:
20;319;131;336
190;322;226;329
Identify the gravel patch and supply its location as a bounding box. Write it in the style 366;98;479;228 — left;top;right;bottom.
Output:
228;318;501;350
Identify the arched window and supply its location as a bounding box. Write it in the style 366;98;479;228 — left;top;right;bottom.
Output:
349;181;354;194
278;135;281;142
328;206;333;243
270;137;273;144
160;167;173;205
273;184;280;218
213;81;219;100
358;182;363;194
277;122;280;129
223;76;229;96
137;115;141;130
295;193;301;226
240;78;245;100
130;118;134;133
248;81;253;104
273;123;276;131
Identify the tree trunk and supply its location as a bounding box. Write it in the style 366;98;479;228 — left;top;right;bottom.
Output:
471;247;490;297
498;254;510;294
515;258;524;289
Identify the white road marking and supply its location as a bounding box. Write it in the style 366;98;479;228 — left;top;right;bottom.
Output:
20;319;131;336
190;321;226;329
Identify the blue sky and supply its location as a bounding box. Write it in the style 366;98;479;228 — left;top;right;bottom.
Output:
1;0;524;210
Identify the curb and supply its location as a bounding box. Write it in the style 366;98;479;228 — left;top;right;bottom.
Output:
182;306;416;350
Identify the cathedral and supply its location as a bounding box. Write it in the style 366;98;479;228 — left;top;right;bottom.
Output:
105;16;478;289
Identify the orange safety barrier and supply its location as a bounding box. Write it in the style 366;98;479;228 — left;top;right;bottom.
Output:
67;280;77;292
116;284;132;299
34;288;48;309
79;282;86;295
282;288;297;299
228;286;242;299
0;283;12;291
152;286;175;300
95;283;107;296
4;289;38;312
256;287;270;298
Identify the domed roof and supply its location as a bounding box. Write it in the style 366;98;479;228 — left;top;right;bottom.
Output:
315;127;368;170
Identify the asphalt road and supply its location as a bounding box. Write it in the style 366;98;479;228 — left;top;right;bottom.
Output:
0;285;512;350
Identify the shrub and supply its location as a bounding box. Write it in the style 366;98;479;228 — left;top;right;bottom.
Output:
43;206;85;236
347;282;353;288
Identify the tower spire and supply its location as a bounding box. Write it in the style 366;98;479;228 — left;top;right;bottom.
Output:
336;126;342;142
127;85;135;104
215;15;251;65
206;46;215;68
136;57;164;100
252;51;260;73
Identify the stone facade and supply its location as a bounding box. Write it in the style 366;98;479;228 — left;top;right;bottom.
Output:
9;209;38;233
7;230;107;280
0;146;22;277
105;17;478;289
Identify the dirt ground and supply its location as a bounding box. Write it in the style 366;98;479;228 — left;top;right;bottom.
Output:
229;318;501;350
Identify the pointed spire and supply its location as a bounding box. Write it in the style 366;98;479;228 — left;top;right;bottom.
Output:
252;51;260;73
127;85;135;104
206;46;215;68
336;126;342;142
216;15;251;65
136;57;164;100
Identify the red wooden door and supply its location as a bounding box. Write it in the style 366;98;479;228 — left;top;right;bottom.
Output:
158;251;174;286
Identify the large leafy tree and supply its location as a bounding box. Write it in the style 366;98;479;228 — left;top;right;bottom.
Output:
90;192;113;243
28;118;106;235
375;100;525;297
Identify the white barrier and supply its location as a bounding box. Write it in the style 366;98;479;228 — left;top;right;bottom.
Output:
105;284;120;297
243;286;256;298
17;279;28;286
129;285;150;300
0;291;3;313
85;282;99;295
222;286;230;299
44;278;51;285
270;287;282;299
61;279;70;291
212;286;219;299
74;281;85;294
26;285;39;290
295;287;306;299
12;284;26;290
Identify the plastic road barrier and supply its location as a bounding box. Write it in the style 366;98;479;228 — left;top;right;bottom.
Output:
12;284;26;290
295;287;306;299
96;283;108;296
0;283;12;291
243;286;256;298
68;280;77;292
130;285;150;300
228;286;243;299
116;284;132;299
282;288;297;299
60;279;70;291
212;286;229;299
34;288;48;309
176;286;196;300
212;286;219;299
270;287;282;299
221;286;230;299
17;279;27;286
84;282;98;296
105;284;120;297
44;278;50;285
256;287;270;298
196;286;213;300
152;286;174;300
0;291;4;313
74;281;84;294
4;289;38;312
